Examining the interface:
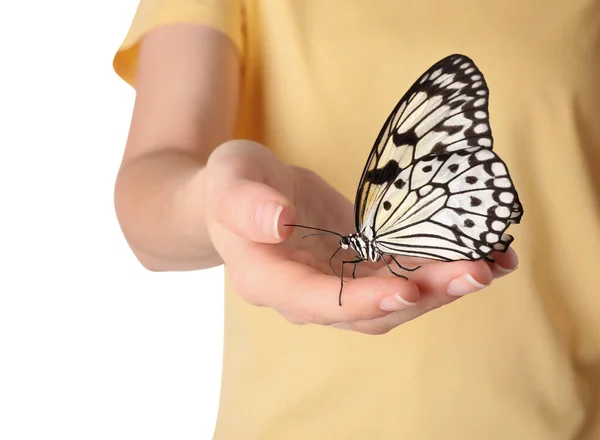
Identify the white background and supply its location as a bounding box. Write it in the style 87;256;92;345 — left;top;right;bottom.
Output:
0;2;224;439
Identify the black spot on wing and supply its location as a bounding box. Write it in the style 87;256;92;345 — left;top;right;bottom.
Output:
394;178;406;189
430;144;446;155
365;160;401;185
393;128;418;147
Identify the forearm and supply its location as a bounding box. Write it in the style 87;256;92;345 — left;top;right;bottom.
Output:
113;24;240;271
114;149;221;271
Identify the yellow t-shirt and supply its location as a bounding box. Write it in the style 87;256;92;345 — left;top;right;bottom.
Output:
114;1;600;439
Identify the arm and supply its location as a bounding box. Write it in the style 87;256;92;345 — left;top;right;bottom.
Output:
114;24;240;271
112;21;505;333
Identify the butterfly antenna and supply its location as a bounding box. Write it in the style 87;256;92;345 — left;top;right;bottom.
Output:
300;232;339;240
283;223;343;238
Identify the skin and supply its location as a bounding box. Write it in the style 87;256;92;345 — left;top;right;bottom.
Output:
114;23;519;335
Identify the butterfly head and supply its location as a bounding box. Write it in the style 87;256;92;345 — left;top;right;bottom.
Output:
340;236;350;250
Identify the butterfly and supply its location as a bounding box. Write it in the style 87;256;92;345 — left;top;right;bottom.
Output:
286;54;523;306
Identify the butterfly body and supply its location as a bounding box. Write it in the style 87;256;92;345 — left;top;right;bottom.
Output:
287;54;523;306
340;233;381;263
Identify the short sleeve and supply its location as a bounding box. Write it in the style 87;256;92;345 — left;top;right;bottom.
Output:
112;0;245;87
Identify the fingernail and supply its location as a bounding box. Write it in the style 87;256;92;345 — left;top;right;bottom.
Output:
447;274;489;297
494;248;519;275
379;293;417;311
255;201;284;239
448;273;488;296
494;263;518;274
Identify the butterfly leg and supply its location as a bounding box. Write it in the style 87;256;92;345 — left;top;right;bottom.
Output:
382;257;409;279
327;247;343;280
389;255;421;272
339;258;364;306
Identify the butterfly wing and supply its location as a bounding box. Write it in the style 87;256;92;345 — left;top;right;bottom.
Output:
354;54;523;262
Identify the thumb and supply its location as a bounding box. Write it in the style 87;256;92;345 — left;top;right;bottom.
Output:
218;179;296;243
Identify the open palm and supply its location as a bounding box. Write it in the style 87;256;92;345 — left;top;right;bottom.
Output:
204;140;517;334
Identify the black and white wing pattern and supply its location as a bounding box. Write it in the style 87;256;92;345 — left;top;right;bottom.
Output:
354;54;523;262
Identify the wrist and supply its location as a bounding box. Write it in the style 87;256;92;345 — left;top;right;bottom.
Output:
115;150;222;271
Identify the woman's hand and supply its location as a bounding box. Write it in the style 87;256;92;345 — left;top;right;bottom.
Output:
204;140;518;335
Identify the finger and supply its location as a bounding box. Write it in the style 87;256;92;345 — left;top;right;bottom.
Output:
381;248;517;285
332;253;511;335
331;309;423;335
218;179;296;243
276;309;308;325
396;258;493;299
331;286;456;334
331;261;493;335
204;139;297;244
486;247;519;279
233;248;421;325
